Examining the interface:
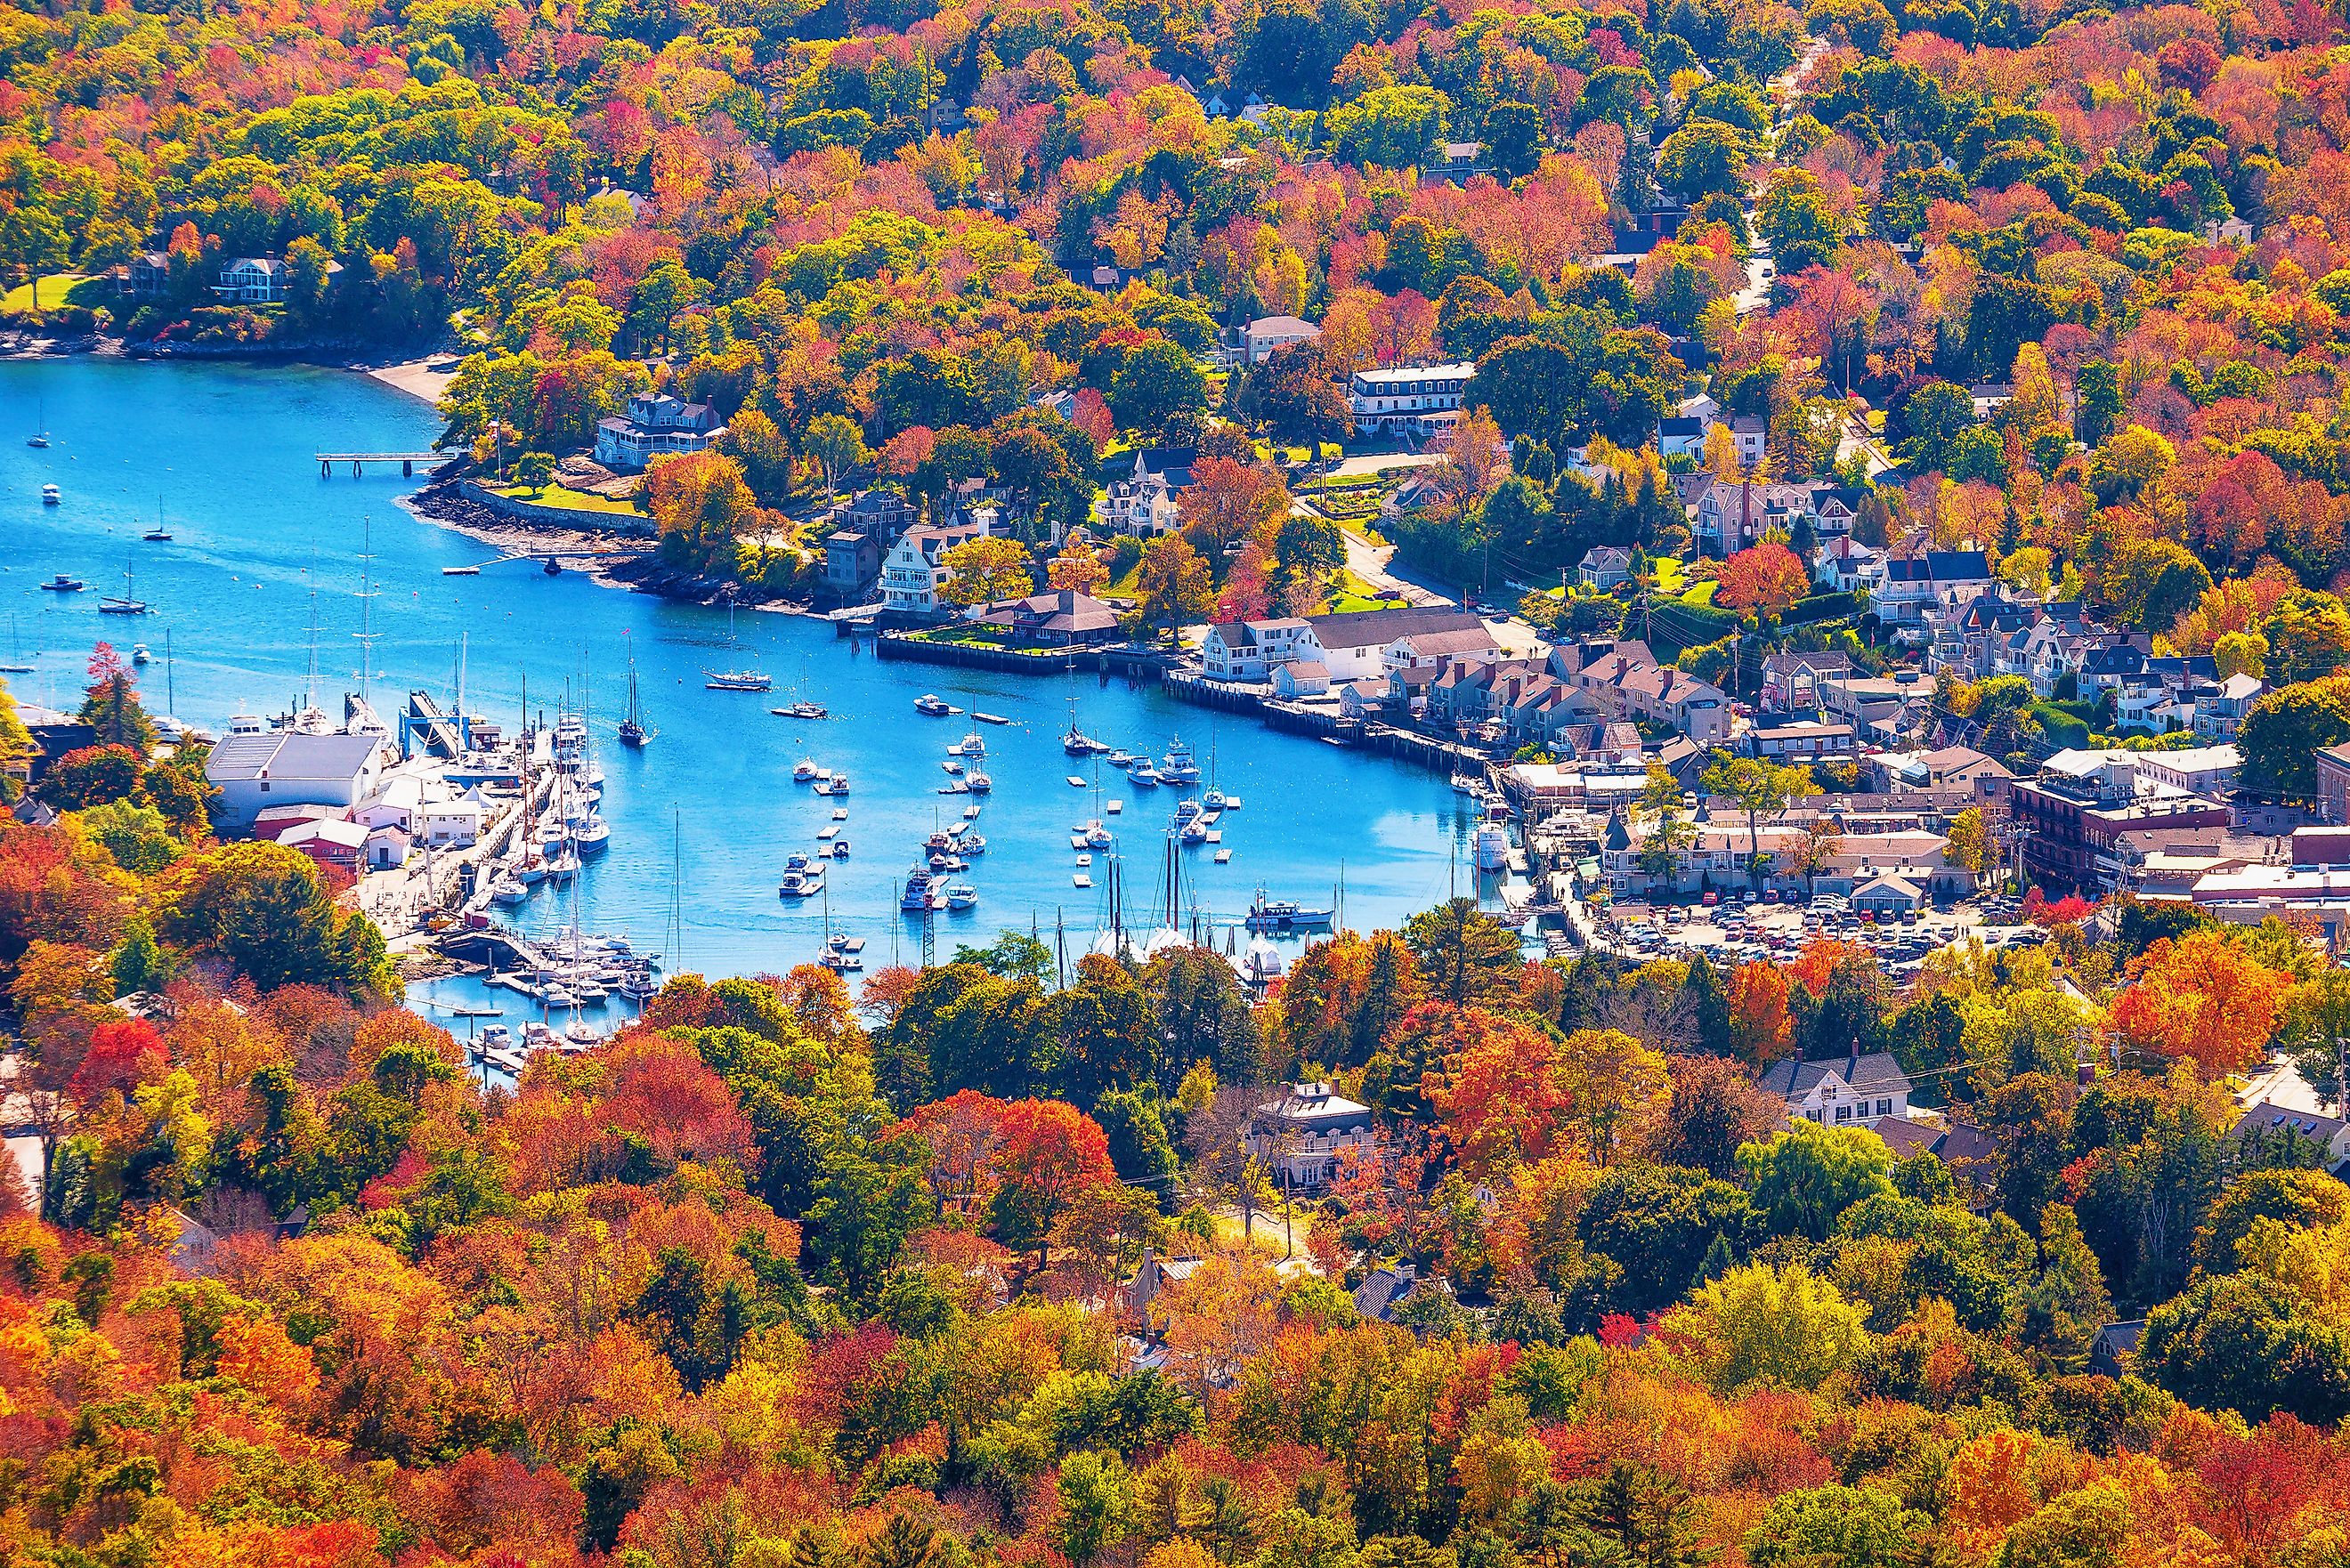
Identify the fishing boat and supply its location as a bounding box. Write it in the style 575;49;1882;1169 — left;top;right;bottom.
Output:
1245;890;1335;932
1128;761;1163;787
39;485;61;505
1160;736;1203;785
99;560;150;616
131;643;151;665
1106;749;1135;768
618;652;653;748
945;883;979;910
37;574;81;592
914;693;952;715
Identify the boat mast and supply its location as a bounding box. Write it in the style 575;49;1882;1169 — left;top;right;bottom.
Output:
353;516;378;709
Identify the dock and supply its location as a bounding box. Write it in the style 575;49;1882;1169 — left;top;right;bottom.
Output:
316;451;453;478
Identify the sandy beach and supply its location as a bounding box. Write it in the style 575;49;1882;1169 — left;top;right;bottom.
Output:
369;355;458;407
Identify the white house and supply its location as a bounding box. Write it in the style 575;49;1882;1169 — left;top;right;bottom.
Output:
1243;315;1320;362
879;517;991;617
1349;361;1475;436
215;257;288;304
1308;608;1491;682
1098;448;1197;537
206;731;385;832
1251;1082;1374;1190
1203;618;1315;681
1579;546;1633;592
1756;1053;1913;1128
594;392;728;472
1730;415;1767;466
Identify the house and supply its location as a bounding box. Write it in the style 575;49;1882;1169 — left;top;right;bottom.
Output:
1349;362;1475;437
1242;315;1320;362
277;815;369;873
970;589;1121;646
1851;872;1925;914
2227;1102;2350;1172
1657;416;1709;459
822;490;915;597
1745;720;1854;761
363;823;411;871
1691;480;1812;555
1872;1114;1998;1208
1814;536;1887;594
2088;1320;2147;1379
417;794;486;847
122;251;172;299
594;392;728;471
879;516;992;618
1868;745;2012;804
2133;746;2240;798
1579;546;1634;592
1270;660;1331;699
206;731;385;831
1756;1052;1913;1128
1877;550;1995;626
1306;608;1490;682
1252;1082;1374;1190
1098;447;1198;537
1203;618;1314;682
2008;748;2232;893
214;256;288;304
2193;673;2265;740
1758;651;1854;713
1122;1249;1202;1328
1428;141;1487;181
1354;1262;1451;1325
1729;415;1767;466
2319;744;2350;825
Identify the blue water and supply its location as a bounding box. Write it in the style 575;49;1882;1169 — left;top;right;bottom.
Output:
1;359;1493;985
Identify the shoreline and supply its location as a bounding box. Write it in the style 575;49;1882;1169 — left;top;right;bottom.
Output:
368;355;458;407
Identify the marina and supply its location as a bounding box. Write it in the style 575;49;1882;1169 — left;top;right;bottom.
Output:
4;357;1518;988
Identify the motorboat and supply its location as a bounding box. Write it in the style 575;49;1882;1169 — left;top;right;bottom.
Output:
1161;737;1202;785
1474;825;1511;871
39;574;82;592
131;643;151;665
1175;799;1203;822
793;759;822;782
1128;763;1163;787
778;863;824;898
960;834;986;855
949;731;986;758
544;986;578;1009
1179;819;1208;845
965;772;993;794
40;484;60;505
489;871;528;906
830;838;850;857
945;883;979;909
1245;891;1335;932
1451;772;1483;794
914;694;952;716
901;869;942;911
1106;749;1135;768
814;772;850;796
944;760;963;776
782;700;827;719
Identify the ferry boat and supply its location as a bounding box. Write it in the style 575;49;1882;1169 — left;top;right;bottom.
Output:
1245;891;1335;932
914;694;953;715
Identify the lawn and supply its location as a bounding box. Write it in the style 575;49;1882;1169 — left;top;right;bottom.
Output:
1651;556;1689;593
1681;579;1717;606
490;482;646;517
2;274;102;313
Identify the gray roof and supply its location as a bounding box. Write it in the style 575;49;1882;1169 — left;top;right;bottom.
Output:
1755;1051;1913;1099
205;731;380;784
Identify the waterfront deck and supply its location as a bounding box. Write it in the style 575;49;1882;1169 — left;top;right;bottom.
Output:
315;450;452;477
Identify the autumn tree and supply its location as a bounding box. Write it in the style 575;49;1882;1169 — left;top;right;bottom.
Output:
1714;544;1809;618
939;537;1035;609
647;450;758;571
1136;535;1213;635
2111;929;2291;1076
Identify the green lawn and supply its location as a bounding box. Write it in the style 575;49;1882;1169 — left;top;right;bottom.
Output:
1681;579;1717;606
490;482;646;517
2;274;102;313
1652;557;1689;593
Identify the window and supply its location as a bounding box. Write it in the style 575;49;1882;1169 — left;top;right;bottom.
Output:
1877;1098;1892;1115
1835;1105;1852;1121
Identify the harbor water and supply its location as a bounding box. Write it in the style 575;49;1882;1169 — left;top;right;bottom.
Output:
3;359;1503;997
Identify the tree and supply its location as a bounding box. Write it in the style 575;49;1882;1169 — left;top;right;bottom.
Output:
1401;898;1521;1007
2111;928;2291;1076
1051;1452;1136;1566
1326;85;1451;171
1655;119;1754;205
37;745;145;812
2240;678;2350;802
1177;458;1288;554
939;537;1034;609
1725;962;1795;1064
2140;1273;2350;1425
2261;593;2350;686
1788;818;1844;899
988;1098;1119;1274
1745;1484;1928;1568
1738;1120;1894;1241
1481;101;1543;179
513;451;555;491
79;645;156;754
1049;546;1110;595
1754;168;1851;275
1714;544;1809;618
1108;340;1207;438
1673;1261;1869;1393
646;450;759;571
1945;806;1994;885
1698;753;1809;887
803;412;869;501
1136;535;1212;634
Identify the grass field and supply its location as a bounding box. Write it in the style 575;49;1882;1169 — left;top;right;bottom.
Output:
1;274;103;313
490;482;646;517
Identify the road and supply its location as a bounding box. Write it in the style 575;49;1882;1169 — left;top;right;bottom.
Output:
1334;522;1457;608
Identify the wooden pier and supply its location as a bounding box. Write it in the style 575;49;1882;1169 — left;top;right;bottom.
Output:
316;450;452;477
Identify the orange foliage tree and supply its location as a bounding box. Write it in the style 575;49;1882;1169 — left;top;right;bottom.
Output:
2110;929;2291;1075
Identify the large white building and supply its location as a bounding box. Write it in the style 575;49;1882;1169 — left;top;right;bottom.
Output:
1756;1054;1914;1128
1202;608;1490;683
1349;361;1475;436
206;731;385;832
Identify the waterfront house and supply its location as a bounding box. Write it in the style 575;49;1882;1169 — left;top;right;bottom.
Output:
1305;607;1489;681
1757;1053;1914;1129
822;489;914;597
1242;315;1320;362
1203;618;1313;682
1348;361;1475;437
593;392;728;472
207;731;385;832
278;815;369;874
363;824;411;871
122;251;173;299
1270;660;1331;699
214;257;289;304
1251;1082;1373;1190
879;517;992;618
969;589;1122;646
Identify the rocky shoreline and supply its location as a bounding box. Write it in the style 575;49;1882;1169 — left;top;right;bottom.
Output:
399;481;808;611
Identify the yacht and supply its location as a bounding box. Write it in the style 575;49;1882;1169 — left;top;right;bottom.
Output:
618;656;653;748
1245;890;1335;932
778;861;824;898
949;730;986;758
1161;737;1202;785
944;882;979;910
131;643;151;665
793;759;822;782
960;834;987;855
40;484;60;505
1179;818;1208;845
1079;820;1114;850
1474;824;1511;871
571;812;612;855
1106;749;1135;768
781;700;827;719
901;869;942;911
705;668;772;691
914;693;953;716
965;772;993;794
1203;788;1232;812
1128;762;1163;787
489;870;528;906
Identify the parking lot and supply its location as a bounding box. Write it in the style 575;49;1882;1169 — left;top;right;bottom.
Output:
1592;891;2047;973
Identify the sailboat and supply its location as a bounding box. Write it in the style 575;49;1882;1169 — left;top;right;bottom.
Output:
0;615;32;674
703;603;771;691
1062;690;1108;755
99;558;150;616
618;650;653;748
26;400;48;449
142;497;171;543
